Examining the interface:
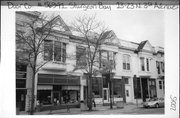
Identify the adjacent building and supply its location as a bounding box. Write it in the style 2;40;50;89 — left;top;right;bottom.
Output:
16;12;164;111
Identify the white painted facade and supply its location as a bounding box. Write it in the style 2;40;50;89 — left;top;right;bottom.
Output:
16;12;164;111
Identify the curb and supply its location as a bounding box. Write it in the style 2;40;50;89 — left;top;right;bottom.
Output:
19;104;143;115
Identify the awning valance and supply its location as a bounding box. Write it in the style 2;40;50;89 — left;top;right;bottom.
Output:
37;85;53;90
61;86;80;90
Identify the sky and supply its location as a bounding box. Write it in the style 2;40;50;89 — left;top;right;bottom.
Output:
41;10;164;47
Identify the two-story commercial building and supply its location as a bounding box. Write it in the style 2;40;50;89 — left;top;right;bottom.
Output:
16;11;164;111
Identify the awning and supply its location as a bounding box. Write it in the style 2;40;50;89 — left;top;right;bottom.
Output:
62;86;80;90
37;85;53;90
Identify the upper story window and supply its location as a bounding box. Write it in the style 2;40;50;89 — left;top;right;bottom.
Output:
140;57;145;71
140;57;151;72
161;62;164;73
44;40;66;62
156;61;161;74
76;46;87;66
109;52;116;69
100;50;116;69
123;55;130;70
146;58;149;71
159;81;162;89
156;61;164;74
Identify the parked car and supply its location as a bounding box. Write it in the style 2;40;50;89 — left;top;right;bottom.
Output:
143;97;164;108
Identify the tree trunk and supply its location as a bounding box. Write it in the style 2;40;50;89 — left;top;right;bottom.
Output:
87;73;92;110
30;53;37;115
30;70;35;115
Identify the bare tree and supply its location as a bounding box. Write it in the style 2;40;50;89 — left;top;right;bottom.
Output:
71;14;115;110
16;12;57;115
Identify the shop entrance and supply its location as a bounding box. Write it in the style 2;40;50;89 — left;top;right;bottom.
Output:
53;91;61;104
103;88;109;103
141;78;148;102
125;85;131;103
53;85;61;104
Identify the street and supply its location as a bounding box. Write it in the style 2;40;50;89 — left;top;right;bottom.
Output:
79;107;164;115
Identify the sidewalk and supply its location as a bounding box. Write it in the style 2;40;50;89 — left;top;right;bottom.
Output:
19;103;143;115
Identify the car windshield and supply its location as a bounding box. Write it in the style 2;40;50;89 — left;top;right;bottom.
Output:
149;98;158;101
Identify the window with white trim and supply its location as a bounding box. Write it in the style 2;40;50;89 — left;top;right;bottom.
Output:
123;55;130;70
76;46;87;66
161;62;164;73
156;61;161;74
140;57;145;71
44;40;66;62
100;50;116;69
159;81;162;89
146;58;149;71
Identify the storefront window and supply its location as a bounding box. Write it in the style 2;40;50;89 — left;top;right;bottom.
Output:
113;79;123;97
37;90;52;105
62;90;80;103
149;79;157;98
134;78;141;99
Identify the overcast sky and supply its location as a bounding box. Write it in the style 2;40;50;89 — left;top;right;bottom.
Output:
41;10;164;47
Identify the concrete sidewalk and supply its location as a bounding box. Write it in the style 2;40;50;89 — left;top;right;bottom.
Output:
19;103;143;115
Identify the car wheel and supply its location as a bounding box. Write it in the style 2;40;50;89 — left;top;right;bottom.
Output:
155;103;159;108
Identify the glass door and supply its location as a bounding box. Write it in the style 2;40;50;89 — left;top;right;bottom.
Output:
103;88;109;103
53;91;60;104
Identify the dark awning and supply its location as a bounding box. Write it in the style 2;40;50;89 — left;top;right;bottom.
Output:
38;74;80;85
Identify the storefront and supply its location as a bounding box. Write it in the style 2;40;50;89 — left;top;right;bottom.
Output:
134;77;157;102
149;79;157;98
91;76;124;104
37;74;80;105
